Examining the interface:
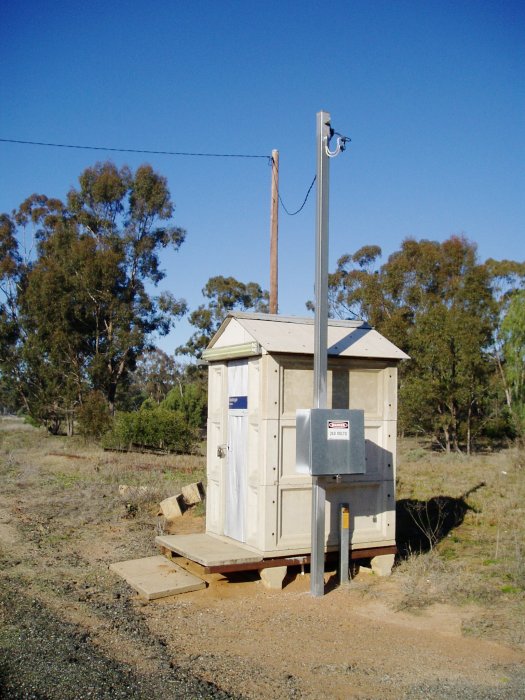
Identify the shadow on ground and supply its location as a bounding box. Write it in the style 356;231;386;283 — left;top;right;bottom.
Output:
396;482;485;558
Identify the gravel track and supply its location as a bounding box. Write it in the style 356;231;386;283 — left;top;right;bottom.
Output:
0;585;236;700
3;579;523;700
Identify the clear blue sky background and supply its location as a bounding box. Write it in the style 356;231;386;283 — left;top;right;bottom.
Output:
1;0;524;356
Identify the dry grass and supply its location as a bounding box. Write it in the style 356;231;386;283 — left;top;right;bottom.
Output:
1;419;524;651
395;438;525;647
0;417;206;581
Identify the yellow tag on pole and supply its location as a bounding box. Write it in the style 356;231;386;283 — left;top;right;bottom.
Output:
342;509;350;529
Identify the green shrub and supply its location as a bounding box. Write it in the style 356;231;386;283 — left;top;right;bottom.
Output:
161;383;207;430
104;406;197;453
77;391;112;439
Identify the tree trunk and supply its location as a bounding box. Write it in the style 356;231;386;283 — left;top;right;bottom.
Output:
66;410;74;437
108;389;116;416
466;403;472;456
443;426;451;453
495;352;513;409
450;402;461;453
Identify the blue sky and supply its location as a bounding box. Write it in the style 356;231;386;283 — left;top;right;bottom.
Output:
1;0;524;356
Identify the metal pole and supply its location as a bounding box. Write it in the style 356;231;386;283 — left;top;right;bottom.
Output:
314;113;331;409
269;149;279;314
310;111;332;597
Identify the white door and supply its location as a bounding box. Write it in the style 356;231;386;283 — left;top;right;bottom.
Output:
225;360;248;541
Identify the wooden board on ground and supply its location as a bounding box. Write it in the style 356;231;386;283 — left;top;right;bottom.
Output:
110;555;206;600
155;533;263;567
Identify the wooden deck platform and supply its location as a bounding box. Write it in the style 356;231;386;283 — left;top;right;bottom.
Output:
155;533;262;568
155;533;396;574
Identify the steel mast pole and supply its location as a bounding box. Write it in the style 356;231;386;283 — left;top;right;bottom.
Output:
310;111;332;597
269;149;279;314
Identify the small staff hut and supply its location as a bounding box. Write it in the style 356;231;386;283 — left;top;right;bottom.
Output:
199;312;408;577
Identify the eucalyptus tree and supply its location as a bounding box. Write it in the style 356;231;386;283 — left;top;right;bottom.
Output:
500;290;525;442
325;236;501;451
0;162;187;429
132;348;182;405
180;275;269;358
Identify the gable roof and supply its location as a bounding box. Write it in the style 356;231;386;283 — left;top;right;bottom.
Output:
202;312;409;361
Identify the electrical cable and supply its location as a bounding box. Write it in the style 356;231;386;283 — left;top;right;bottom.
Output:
271;156;316;216
2;137;318;216
0;137;269;160
279;174;316;216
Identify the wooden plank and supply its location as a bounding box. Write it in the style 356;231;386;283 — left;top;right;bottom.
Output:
204;555;309;574
110;555;205;600
155;533;262;567
203;546;397;574
349;546;397;560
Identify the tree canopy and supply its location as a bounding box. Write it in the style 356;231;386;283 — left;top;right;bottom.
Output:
500;290;525;442
322;236;524;452
2;163;524;454
0;162;187;430
179;275;269;358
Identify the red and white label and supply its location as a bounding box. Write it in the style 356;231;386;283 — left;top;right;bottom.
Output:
327;420;350;440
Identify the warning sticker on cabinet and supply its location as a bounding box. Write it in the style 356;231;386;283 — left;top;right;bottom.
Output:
327;420;350;440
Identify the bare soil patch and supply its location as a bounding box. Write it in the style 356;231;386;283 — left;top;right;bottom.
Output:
1;420;524;699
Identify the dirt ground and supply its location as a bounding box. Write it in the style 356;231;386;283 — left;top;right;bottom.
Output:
1;421;524;699
145;546;525;699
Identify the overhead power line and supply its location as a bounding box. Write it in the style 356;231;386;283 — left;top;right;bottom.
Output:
1;137;317;217
0;137;269;160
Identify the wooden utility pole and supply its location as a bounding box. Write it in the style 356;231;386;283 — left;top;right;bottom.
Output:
269;149;279;314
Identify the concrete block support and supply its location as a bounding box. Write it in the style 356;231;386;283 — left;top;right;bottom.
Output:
182;482;205;506
159;494;185;521
260;566;287;589
371;553;395;576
